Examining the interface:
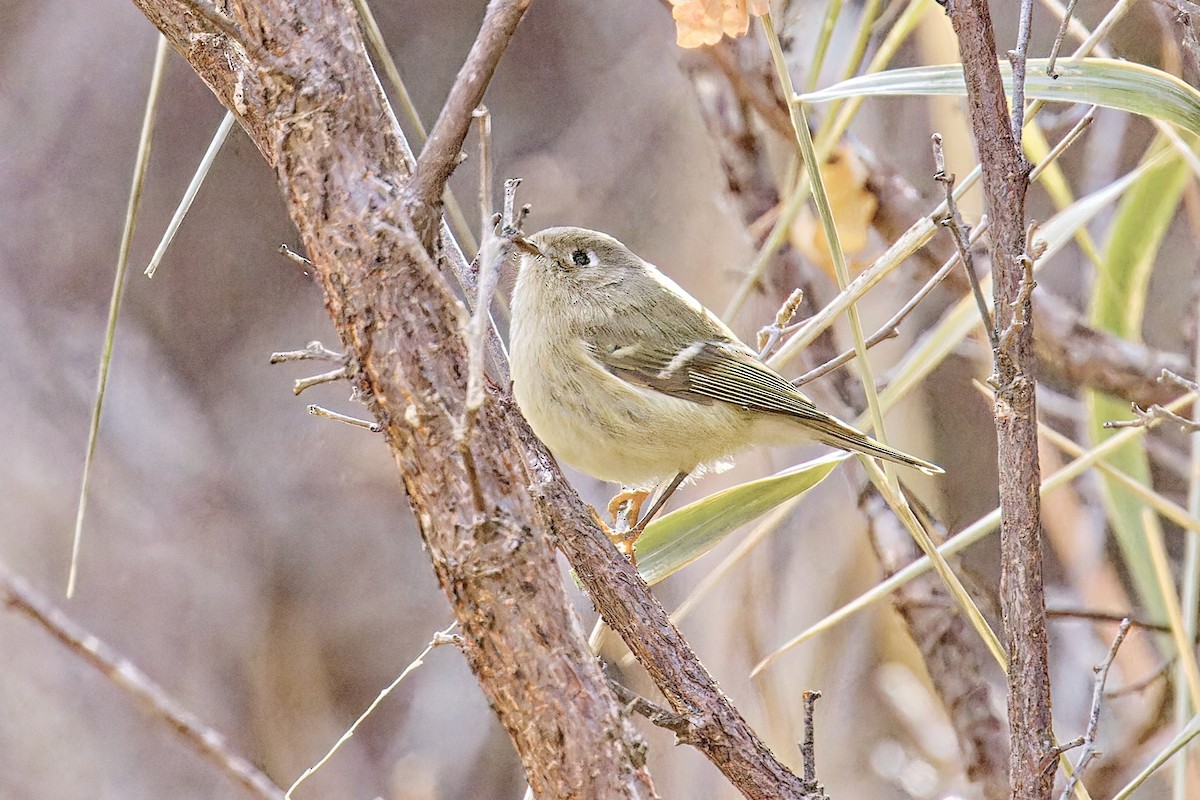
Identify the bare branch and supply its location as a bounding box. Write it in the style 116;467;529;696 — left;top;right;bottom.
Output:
1059;619;1131;800
132;1;815;797
757;288;804;359
404;0;533;245
861;488;1009;800
943;4;1051;800
608;680;695;741
1046;0;1082;78
1;563;286;800
932;132;995;345
1008;0;1035;142
307;404;381;432
799;691;824;792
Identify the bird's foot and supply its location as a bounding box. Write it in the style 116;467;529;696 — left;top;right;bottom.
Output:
586;489;652;563
608;489;651;531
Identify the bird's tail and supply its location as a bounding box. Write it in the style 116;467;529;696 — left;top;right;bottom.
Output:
812;417;943;476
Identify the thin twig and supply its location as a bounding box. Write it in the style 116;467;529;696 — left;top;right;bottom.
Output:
270;341;353;395
1104;372;1200;430
800;690;822;788
404;0;532;245
292;367;352;395
1163;368;1200;393
791;329;899;387
794;221;985;387
307;404;382;432
932;132;996;347
1059;618;1132;800
757;289;805;359
269;340;345;364
285;623;460;799
1046;0;1081;77
277;244;312;268
1046;607;1172;634
1009;0;1035;143
1029;107;1096;183
607;680;695;739
1;564;285;800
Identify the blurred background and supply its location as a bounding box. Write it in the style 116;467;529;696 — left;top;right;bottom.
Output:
2;0;1197;798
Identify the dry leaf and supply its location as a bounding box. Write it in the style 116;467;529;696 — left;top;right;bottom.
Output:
791;145;878;279
669;0;770;49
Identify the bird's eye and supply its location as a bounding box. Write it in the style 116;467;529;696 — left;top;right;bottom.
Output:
571;249;592;267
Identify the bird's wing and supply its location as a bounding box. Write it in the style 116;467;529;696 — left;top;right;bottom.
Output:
584;322;944;475
585;330;830;425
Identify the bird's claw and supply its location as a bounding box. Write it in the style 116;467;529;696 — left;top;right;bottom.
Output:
587;489;651;564
607;489;650;530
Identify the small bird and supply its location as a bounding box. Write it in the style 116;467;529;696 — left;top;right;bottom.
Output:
509;227;941;553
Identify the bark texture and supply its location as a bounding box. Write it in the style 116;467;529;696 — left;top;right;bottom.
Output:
131;2;654;797
130;2;817;798
943;2;1053;799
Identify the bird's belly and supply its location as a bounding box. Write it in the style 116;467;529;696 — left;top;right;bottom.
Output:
512;341;750;486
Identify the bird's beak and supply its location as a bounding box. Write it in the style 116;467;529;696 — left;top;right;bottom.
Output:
511;236;541;256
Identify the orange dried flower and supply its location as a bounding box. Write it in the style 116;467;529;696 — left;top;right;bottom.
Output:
669;0;770;48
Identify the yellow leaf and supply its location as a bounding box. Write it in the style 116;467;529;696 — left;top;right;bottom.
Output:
791;145;878;278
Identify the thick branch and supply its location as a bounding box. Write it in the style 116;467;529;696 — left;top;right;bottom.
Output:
132;2;814;798
130;2;652;798
943;3;1052;800
530;450;821;798
404;0;532;245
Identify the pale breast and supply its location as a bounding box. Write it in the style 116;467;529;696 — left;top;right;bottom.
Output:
512;334;753;486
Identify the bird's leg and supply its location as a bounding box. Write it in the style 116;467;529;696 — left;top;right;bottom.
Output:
607;489;651;530
615;471;690;555
596;472;689;563
597;488;651;562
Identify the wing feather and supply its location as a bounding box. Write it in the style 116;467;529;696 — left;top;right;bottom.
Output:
584;329;943;475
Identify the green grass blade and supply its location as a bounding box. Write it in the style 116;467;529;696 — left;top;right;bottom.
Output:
70;35;170;598
635;454;845;586
1087;143;1188;624
802;58;1200;137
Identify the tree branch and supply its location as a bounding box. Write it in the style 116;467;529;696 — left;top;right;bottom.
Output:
131;2;815;797
0;563;286;800
404;0;532;246
129;2;654;797
943;4;1052;800
861;490;1009;800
